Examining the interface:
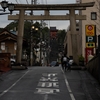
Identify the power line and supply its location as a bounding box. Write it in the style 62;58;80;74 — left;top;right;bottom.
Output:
42;0;47;4
26;0;29;4
45;0;47;4
15;0;19;4
18;0;22;4
41;0;43;4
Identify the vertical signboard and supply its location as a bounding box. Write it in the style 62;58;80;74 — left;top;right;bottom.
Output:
85;48;94;63
85;25;96;48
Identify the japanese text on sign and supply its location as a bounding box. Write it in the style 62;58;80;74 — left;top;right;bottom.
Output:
86;25;95;36
35;73;60;94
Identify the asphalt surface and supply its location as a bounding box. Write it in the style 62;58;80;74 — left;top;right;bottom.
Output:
0;66;100;100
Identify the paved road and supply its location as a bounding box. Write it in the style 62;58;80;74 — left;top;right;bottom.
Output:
0;66;100;100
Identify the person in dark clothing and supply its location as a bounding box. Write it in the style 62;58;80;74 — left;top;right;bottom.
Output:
61;54;69;71
67;58;73;71
61;55;64;69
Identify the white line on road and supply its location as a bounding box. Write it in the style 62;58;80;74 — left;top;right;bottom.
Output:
61;68;76;100
0;70;29;97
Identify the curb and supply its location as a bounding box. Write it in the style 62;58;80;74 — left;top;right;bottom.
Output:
71;66;87;70
11;66;28;70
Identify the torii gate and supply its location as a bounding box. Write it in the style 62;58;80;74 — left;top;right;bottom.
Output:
8;2;95;65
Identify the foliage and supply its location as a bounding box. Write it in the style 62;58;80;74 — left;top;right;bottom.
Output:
0;28;4;32
5;21;18;30
57;29;66;45
2;20;65;59
79;55;84;61
24;20;32;39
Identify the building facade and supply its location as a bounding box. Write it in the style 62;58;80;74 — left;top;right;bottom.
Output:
81;0;99;61
0;29;27;59
0;29;17;56
64;0;99;64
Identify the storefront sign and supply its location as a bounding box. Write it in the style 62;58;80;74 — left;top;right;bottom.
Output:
85;48;94;63
85;25;96;48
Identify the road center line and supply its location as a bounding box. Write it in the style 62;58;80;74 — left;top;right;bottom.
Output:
0;70;29;97
61;68;76;100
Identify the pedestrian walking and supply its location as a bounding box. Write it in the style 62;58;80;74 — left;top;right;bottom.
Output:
61;54;69;71
64;55;73;71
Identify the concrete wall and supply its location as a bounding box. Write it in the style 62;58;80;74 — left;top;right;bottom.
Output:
86;55;100;82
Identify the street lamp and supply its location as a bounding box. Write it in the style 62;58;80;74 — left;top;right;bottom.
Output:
1;1;8;12
1;0;14;14
8;3;14;14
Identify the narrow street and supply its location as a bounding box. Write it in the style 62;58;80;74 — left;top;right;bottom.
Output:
0;66;100;100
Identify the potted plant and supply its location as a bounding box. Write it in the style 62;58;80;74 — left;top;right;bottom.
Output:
79;55;84;66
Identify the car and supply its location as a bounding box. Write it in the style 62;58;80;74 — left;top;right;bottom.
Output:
10;56;16;65
10;58;16;65
50;61;59;67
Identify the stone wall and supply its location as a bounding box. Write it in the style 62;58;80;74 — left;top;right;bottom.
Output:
0;53;11;72
86;55;99;82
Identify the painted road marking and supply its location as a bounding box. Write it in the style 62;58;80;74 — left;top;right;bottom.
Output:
61;68;76;100
40;77;58;81
42;73;57;77
0;70;29;97
35;73;60;94
38;82;59;87
35;88;60;94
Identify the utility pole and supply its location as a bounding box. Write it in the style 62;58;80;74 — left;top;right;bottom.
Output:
40;20;43;65
78;0;82;56
30;0;37;66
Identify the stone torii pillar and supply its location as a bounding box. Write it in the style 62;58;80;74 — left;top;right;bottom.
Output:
8;2;95;65
16;9;25;63
69;9;78;64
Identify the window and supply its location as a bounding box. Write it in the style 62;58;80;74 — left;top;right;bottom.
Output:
1;42;5;50
91;12;97;20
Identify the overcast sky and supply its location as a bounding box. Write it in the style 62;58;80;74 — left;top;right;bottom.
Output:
0;0;77;30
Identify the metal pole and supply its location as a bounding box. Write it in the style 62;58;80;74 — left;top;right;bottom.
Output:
40;20;43;65
30;0;37;66
30;0;33;66
98;35;100;83
0;13;10;15
30;29;33;66
39;49;41;65
34;0;37;5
